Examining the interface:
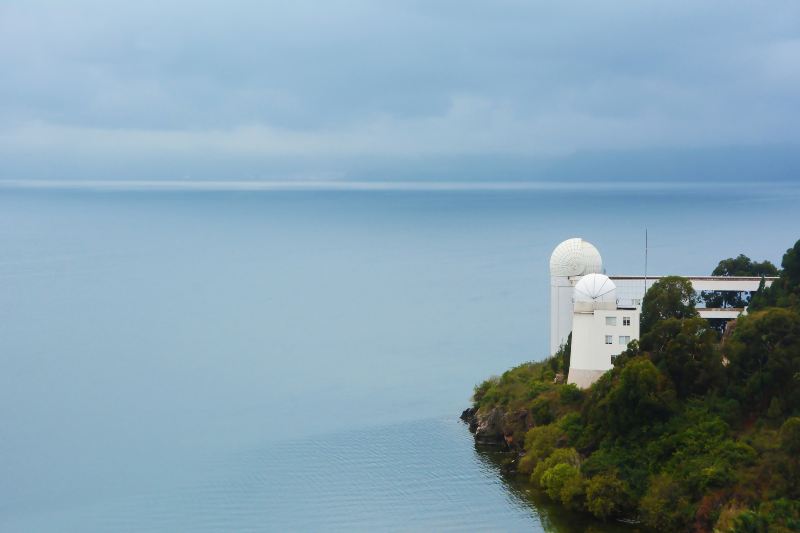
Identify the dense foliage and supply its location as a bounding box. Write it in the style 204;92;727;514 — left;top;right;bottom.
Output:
701;254;779;308
640;275;699;334
471;240;800;532
750;240;800;312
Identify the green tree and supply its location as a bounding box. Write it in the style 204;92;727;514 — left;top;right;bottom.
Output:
548;333;573;375
518;423;562;473
712;254;780;277
559;383;583;404
540;463;585;510
781;240;800;290
639;474;691;531
702;254;778;309
639;317;723;397
656;415;755;496
725;308;800;411
731;500;800;533
641;276;699;334
586;471;629;520
781;417;800;455
750;239;800;311
530;396;555;425
748;276;769;312
561;332;572;373
593;357;676;437
767;397;784;420
531;447;580;486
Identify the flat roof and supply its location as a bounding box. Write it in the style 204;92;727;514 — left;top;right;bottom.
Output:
609;276;778;281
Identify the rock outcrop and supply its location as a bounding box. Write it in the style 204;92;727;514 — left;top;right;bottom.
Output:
461;406;511;445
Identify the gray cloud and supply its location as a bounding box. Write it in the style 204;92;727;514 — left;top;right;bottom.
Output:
1;0;799;180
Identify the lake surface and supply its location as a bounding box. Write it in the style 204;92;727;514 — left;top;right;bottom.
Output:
1;183;797;531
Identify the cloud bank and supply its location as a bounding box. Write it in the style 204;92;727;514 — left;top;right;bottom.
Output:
1;0;799;181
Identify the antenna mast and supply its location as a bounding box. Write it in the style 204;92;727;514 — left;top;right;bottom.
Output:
644;228;648;296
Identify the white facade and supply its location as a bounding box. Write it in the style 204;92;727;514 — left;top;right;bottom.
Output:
566;273;641;388
568;303;640;388
549;238;603;355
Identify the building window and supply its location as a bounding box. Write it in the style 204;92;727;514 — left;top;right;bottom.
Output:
619;335;631;345
605;316;617;326
605;335;613;344
623;316;631;326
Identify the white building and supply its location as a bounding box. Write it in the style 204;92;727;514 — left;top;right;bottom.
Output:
549;237;777;388
549;238;604;356
567;274;640;388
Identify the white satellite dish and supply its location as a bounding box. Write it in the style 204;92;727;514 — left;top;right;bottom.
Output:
549;238;603;277
574;273;617;303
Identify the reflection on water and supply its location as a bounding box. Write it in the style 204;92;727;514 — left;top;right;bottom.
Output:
2;418;552;531
472;440;647;533
0;416;647;531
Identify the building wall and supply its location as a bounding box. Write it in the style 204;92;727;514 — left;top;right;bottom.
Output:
550;275;577;355
611;278;649;308
556;276;771;354
568;307;640;388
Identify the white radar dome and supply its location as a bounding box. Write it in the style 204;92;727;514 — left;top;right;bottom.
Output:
574;273;617;303
549;238;603;277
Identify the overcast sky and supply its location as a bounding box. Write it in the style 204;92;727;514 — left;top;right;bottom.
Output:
1;0;799;181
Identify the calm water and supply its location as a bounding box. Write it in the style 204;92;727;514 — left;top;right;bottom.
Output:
1;184;798;531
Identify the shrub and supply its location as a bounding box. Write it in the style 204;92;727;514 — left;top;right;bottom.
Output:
725;308;800;411
639;408;755;500
531;447;580;486
557;412;583;444
781;417;800;455
768;397;784;420
593;356;676;437
519;424;562;474
715;504;748;532
472;377;498;406
730;499;800;532
585;471;629;520
750;239;800;311
581;446;649;498
639;316;723;398
640;474;692;531
530;396;554;425
526;381;551;400
540;463;585;510
559;383;583;404
523;424;561;461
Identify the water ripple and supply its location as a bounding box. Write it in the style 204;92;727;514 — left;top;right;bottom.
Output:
3;418;547;532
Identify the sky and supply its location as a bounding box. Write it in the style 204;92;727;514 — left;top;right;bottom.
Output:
1;0;799;182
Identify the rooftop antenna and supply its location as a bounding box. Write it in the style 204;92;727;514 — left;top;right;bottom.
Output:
644;228;648;296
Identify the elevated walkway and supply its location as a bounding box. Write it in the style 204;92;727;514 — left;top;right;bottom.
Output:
610;276;777;308
698;308;745;319
610;276;776;292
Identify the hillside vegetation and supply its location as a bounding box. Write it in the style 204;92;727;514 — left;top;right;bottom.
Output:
467;239;800;532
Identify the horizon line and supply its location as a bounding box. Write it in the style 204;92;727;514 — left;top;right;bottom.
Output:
0;179;793;193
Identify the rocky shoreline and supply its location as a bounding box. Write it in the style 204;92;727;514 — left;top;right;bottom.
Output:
460;406;520;449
